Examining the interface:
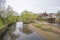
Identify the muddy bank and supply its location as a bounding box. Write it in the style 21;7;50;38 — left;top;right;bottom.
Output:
0;23;13;40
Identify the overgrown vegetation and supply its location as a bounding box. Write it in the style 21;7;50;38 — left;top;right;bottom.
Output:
56;10;60;24
33;23;43;28
40;17;47;21
0;18;4;30
0;6;17;30
33;22;60;34
18;11;37;24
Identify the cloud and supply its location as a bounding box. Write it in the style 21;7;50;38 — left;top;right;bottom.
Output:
6;0;60;14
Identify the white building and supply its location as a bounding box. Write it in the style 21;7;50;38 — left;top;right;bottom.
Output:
48;13;56;18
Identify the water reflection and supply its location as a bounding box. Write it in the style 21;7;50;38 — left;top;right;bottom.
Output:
3;22;46;40
51;23;60;27
22;24;33;34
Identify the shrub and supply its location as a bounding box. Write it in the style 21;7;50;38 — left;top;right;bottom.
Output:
40;17;47;21
33;23;43;28
55;18;60;24
18;11;37;24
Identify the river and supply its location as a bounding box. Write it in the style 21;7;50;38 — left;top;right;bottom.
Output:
2;22;46;40
51;23;60;27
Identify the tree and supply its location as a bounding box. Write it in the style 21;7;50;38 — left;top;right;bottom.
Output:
18;11;37;24
56;10;60;17
5;6;17;24
0;5;17;24
0;0;6;18
56;10;60;24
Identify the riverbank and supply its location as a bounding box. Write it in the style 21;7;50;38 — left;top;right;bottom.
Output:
28;21;59;40
3;22;47;40
0;23;14;38
0;24;9;40
0;24;8;33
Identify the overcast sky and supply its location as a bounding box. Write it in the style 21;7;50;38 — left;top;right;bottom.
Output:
6;0;60;14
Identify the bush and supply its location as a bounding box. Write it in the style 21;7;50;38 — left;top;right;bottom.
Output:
56;18;60;24
33;23;51;31
18;11;37;24
40;17;47;21
0;18;4;30
33;23;43;28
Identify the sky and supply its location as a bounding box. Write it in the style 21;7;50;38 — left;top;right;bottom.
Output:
6;0;60;14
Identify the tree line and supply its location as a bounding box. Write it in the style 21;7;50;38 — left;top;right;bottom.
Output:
0;5;60;29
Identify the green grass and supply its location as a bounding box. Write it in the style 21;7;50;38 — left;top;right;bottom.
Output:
0;25;5;30
39;17;47;21
0;20;4;30
33;22;60;35
33;23;43;28
33;22;48;28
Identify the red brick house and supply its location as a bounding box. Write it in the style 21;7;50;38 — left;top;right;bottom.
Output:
41;11;48;17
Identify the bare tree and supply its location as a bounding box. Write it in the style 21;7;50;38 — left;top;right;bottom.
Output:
0;0;6;18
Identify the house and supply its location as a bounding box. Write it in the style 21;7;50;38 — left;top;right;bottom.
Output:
38;11;48;18
41;11;48;17
37;11;48;20
37;11;56;22
48;13;56;18
47;13;56;23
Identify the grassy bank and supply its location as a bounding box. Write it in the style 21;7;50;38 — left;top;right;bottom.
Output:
33;22;60;34
0;25;5;30
29;23;59;40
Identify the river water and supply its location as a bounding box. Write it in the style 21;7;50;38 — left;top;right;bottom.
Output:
3;22;46;40
51;23;60;27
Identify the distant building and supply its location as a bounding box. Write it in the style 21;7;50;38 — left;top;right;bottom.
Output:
38;11;56;22
48;13;56;18
37;11;48;20
38;11;48;19
38;11;56;18
41;11;48;17
47;13;56;23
